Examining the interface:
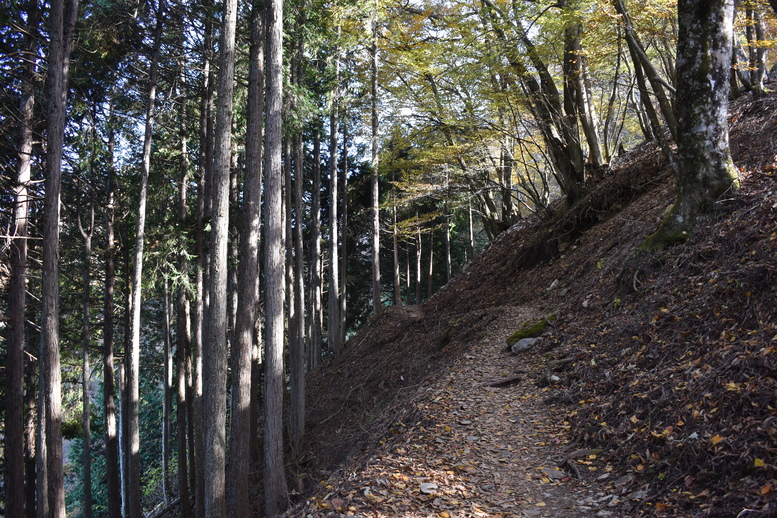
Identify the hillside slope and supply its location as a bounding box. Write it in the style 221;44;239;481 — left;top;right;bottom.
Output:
285;89;777;518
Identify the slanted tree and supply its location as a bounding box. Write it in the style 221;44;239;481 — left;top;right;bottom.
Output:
643;0;739;250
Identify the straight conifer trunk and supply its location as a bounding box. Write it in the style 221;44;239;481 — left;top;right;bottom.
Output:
309;129;323;370
370;9;381;316
40;0;78;514
103;102;122;518
176;82;192;518
7;2;38;514
127;16;163;517
162;279;172;505
78;208;94;518
203;0;237;511
227;2;264;514
193;4;215;515
291;131;306;451
264;0;289;510
328;54;341;356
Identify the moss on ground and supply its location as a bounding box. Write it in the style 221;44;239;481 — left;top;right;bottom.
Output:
506;313;556;347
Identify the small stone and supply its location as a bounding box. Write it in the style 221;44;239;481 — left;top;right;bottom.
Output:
420;483;438;494
511;337;541;354
543;468;566;480
613;474;633;487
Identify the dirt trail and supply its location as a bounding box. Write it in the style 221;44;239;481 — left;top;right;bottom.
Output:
288;306;623;517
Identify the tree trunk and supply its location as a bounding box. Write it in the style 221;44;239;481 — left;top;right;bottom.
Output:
193;3;215;515
613;0;678;141
392;203;401;305
176;77;192;518
162;278;173;505
103;99;122;518
40;0;78;514
25;354;37;518
328;51;342;357
444;214;451;284
415;225;422;304
127;15;163;517
340;118;348;343
370;12;381;316
264;0;289;511
227;2;264;514
203;0;237;510
291;131;306;452
7;2;37;514
427;231;434;299
309;127;323;370
643;0;738;250
78;207;95;518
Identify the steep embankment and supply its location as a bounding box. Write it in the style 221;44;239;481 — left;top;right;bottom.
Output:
287;89;777;517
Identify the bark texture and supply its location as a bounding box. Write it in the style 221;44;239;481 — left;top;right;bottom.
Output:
204;0;237;511
40;0;78;514
264;0;289;511
643;0;739;249
227;2;264;514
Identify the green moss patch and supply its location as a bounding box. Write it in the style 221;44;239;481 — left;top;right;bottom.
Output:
506;313;556;347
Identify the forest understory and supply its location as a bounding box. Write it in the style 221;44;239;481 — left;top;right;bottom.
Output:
276;87;777;517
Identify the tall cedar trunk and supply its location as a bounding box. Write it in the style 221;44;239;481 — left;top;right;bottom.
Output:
118;364;126;518
204;0;237;510
36;353;47;518
121;244;132;518
227;2;264;514
370;11;381;316
392;203;401;305
291;132;306;452
78;207;94;518
427;231;434;298
644;0;739;250
25;355;37;518
7;1;38;514
309;128;323;370
103;100;122;518
193;3;215;515
327;51;341;357
40;0;78;514
445;215;451;283
340;119;348;343
415;226;422;304
162;279;172;505
290;38;307;447
176;77;192;518
127;16;163;517
176;297;191;518
285;140;296;383
467;202;474;263
264;0;289;511
248;5;266;467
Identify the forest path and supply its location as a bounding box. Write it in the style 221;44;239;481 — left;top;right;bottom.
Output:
291;305;623;517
